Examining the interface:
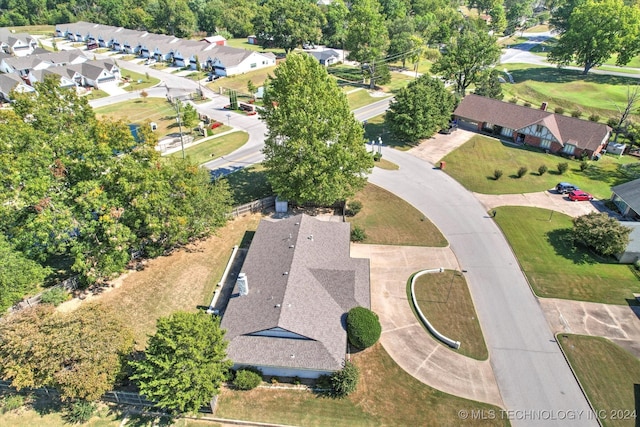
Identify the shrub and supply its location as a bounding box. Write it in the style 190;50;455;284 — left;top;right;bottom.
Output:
315;375;332;390
554;106;565;114
516;166;528;178
233;370;262;390
1;394;25;414
346;307;381;349
350;225;366;242
634;259;640;271
538;165;548;175
607;118;618;128
573;212;632;256
270;377;278;384
523;102;532;107
557;162;569;174
571;109;582;118
580;160;590;171
373;152;382;162
508;97;518;104
589;114;600;122
493;169;503;180
65;401;96;424
345;200;362;217
330;361;359;397
293;376;301;386
40;287;69;306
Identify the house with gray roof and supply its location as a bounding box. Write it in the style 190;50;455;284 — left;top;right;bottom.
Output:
454;94;611;159
221;214;370;378
0;72;35;101
306;49;341;67
206;46;276;76
611;178;640;220
0;28;38;57
27;68;79;90
0;55;52;76
68;60;119;89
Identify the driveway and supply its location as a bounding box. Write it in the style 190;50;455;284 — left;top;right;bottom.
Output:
473;191;601;218
349;244;503;407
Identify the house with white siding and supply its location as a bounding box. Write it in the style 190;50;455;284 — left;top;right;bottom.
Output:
0;72;36;101
0;28;38;57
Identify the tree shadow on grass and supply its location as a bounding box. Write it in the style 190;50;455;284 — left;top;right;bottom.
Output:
509;66;640;87
222;167;273;205
363;120;415;150
546;228;596;265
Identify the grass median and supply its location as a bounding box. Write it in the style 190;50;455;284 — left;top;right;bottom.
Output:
168;131;248;165
493;206;640;304
411;269;488;360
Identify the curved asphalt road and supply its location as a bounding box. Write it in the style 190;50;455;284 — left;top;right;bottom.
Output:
370;148;596;426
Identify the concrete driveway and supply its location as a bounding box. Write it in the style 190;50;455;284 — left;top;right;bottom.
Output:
473;191;601;218
350;244;503;407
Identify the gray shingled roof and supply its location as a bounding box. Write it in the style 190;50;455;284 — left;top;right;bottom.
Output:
68;61;107;80
0;73;30;96
3;56;50;72
306;49;340;62
221;214;370;372
454;94;611;152
612;178;640;214
207;45;254;67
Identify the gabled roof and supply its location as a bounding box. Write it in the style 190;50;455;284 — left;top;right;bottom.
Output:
306;49;340;62
2;56;50;71
30;68;77;86
68;62;109;80
221;214;370;372
207;45;256;67
454;94;611;152
35;49;88;65
612;178;640;213
0;73;33;96
202;35;226;43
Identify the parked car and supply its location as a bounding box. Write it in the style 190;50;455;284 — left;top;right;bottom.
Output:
438;122;458;134
556;182;578;194
568;190;594;201
145;58;156;65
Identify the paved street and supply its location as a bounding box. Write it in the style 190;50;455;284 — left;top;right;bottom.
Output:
368;148;597;426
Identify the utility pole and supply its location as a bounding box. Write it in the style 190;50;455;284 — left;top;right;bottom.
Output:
173;99;185;159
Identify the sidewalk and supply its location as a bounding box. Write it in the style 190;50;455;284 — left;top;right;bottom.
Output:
350;244;504;408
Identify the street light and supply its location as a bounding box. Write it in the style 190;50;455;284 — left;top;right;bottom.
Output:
226;113;231;126
166;86;186;159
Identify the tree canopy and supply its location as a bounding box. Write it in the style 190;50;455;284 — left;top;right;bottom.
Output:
431;21;501;96
386;75;456;143
345;0;390;64
130;311;231;413
548;0;640;74
1;77;232;289
0;304;134;401
572;212;632;256
261;53;373;205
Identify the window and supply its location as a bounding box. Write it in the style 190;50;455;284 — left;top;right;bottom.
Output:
501;127;513;137
250;63;257;68
540;139;551;149
536;124;543;133
564;144;575;155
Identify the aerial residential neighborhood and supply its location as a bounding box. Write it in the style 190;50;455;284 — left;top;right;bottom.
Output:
1;0;640;426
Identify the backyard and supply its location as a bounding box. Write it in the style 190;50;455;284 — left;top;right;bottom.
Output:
441;134;640;199
559;335;640;427
412;270;488;360
493;206;640;305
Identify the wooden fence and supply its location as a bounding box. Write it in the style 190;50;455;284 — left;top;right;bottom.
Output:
8;276;79;313
230;196;275;218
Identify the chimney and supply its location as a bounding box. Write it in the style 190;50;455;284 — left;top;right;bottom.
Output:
540;102;548;111
237;272;249;296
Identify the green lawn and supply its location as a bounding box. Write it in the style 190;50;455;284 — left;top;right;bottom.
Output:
412;270;488;360
120;68;161;92
441;134;640;199
216;343;507;426
346;89;391;110
206;65;277;95
363;113;414;151
559;335;640;427
225;38;286;56
494;206;640;304
222;164;274;205
346;183;447;247
168;131;248;165
501;63;640;117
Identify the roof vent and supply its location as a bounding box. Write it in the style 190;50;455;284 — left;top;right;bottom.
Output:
275;304;281;308
308;234;313;241
236;272;249;296
289;244;294;248
295;222;299;225
283;271;288;275
290;354;295;358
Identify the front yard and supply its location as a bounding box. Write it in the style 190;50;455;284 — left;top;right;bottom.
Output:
442;134;640;199
493;206;640;305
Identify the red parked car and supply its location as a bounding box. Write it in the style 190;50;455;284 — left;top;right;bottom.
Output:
568;190;594;201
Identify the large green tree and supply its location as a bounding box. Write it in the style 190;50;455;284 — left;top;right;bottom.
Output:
2;77;232;287
474;69;504;100
386;75;456;143
321;0;349;48
431;21;501;96
0;235;49;312
253;0;325;54
261;53;373;205
130;311;231;413
0;304;134;401
548;0;640;74
147;0;196;37
573;212;632;256
345;0;390;88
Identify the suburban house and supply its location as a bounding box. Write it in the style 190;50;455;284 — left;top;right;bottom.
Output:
0;56;52;76
68;60;119;90
611;178;640;220
306;49;341;67
28;68;79;91
0;72;36;101
55;22;276;76
0;28;38;57
616;222;640;264
220;214;371;379
453;94;611;159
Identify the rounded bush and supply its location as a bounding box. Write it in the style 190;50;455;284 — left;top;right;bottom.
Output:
554;106;565;114
350;226;366;242
493;169;503;180
538;165;548;176
233;369;262;390
346;307;381;349
516;166;528;178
